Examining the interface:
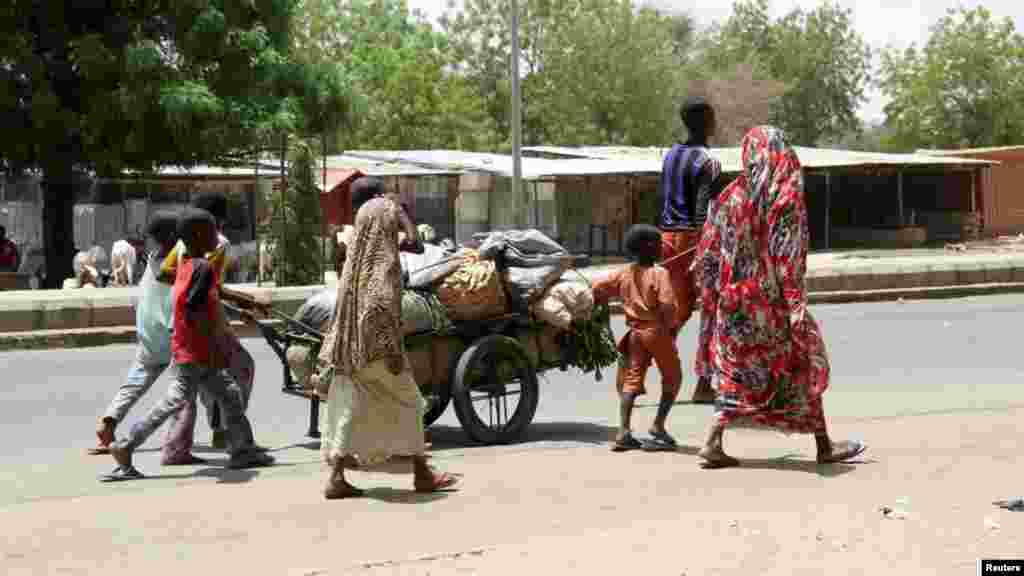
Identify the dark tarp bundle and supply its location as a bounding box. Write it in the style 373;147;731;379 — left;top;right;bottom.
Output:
294;289;336;332
476;229;571;309
400;242;464;289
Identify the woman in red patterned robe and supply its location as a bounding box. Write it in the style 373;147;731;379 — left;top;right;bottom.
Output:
693;126;867;468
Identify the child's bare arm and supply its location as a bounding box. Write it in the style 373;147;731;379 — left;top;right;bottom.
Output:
591;270;622;305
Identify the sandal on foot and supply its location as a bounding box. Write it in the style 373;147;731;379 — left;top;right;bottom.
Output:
325;482;365;500
415;471;459;493
99;465;145;483
817;440;867;464
642;431;678;452
87;445;112;456
611;434;643;452
698;448;740;469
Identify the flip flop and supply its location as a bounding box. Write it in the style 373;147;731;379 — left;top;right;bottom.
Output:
642;431;679;452
99;465;145;483
87;446;111;456
415;471;460;493
994;499;1024;511
611;434;643;452
817;440;867;464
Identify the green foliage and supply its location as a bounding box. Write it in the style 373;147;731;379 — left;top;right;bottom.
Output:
700;0;871;146
0;0;355;287
270;139;324;286
879;6;1024;150
443;0;690;147
294;0;498;151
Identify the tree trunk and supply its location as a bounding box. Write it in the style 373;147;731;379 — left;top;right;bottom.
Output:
41;168;76;289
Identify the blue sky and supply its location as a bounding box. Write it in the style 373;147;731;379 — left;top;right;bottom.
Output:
408;0;1024;124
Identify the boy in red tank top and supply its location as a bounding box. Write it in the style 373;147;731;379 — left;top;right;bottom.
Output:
102;209;273;481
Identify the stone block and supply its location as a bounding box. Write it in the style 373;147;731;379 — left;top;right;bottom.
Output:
954;261;987;285
91;304;136;328
838;272;873;292
926;268;958;288
809;274;841;293
986;265;1012;284
39;299;92;331
0;299;42;332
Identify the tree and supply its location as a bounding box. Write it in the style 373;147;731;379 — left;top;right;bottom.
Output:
700;0;871;146
879;6;1024;150
443;0;690;147
294;0;498;151
270;140;323;286
0;1;352;288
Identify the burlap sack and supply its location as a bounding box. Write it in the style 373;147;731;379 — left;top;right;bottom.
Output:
436;253;508;321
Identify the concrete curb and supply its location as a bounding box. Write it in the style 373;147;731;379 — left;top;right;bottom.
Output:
5;282;1024;352
0;320;282;352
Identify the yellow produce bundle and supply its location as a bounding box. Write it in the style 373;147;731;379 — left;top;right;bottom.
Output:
435;250;508;321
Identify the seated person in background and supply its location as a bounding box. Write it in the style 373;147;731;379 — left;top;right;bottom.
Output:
0;225;19;273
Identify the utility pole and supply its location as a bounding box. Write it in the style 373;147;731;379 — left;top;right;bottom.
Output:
510;0;523;201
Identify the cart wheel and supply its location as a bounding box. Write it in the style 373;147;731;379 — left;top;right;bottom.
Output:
420;380;451;428
452;335;539;445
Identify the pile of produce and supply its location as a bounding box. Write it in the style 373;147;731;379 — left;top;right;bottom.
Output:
560;302;620;380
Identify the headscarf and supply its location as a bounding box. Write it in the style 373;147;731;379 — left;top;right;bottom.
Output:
694;126;811;385
319;196;404;376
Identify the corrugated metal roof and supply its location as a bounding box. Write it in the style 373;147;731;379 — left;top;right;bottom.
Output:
919;145;1024;156
321;154;460;176
524;145;995;173
124;163;281;178
346;150;662;180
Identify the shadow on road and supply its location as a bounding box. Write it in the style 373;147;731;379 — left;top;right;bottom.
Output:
361;486;452;504
693;454;864;477
426;421;618;451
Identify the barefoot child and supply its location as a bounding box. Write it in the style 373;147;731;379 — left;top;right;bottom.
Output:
593;224;682;452
102;208;273;481
89;212;204;465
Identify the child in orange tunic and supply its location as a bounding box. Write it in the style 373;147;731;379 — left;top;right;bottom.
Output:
592;225;681;452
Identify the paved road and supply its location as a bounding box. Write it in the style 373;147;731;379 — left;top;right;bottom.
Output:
1;295;1022;574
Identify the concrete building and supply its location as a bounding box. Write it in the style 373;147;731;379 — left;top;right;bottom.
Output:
921;146;1024;237
345;147;992;254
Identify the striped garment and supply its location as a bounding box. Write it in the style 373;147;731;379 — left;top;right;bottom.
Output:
659;144;722;231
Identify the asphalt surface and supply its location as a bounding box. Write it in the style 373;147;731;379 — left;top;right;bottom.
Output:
1;294;1022;509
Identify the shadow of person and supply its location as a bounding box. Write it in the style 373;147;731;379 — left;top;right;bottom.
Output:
425;421;619;450
363;487;452;504
692;453;863;478
192;461;301;484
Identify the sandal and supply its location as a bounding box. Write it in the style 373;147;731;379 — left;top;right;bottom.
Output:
611;433;643;452
99;465;145;483
698;447;740;469
414;471;460;493
642;430;678;452
324;482;365;500
817;440;867;464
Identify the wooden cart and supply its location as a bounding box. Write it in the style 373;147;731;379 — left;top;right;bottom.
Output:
253;308;571;446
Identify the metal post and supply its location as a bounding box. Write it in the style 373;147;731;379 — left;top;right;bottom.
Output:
897;171;904;226
321;135;327;286
824;173;832;250
280;134;287;285
510;0;523;204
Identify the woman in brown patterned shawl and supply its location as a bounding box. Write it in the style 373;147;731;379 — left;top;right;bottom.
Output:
318;177;459;499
